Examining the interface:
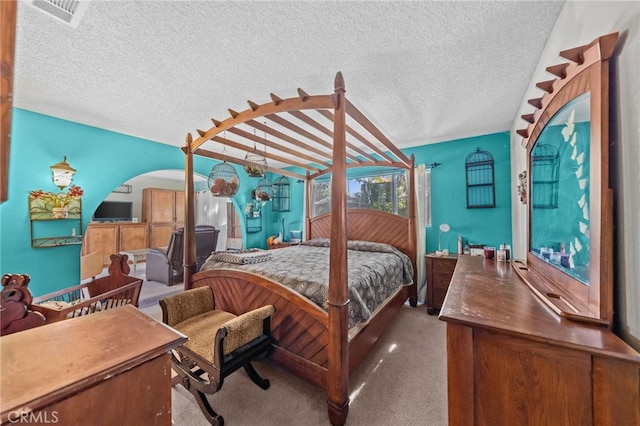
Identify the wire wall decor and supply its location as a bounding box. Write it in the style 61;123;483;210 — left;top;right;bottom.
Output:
465;147;495;208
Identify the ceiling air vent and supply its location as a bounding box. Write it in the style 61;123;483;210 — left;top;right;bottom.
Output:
27;0;90;28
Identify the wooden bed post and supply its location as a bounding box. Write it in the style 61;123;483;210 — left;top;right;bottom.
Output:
183;134;197;290
327;71;349;426
305;171;311;241
408;154;418;306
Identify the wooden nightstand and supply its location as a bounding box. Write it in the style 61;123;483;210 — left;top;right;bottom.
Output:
425;253;458;315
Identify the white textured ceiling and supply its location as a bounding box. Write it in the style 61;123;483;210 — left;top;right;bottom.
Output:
14;0;565;152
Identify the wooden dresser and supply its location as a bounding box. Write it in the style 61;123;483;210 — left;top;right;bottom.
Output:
439;256;640;425
425;253;458;314
0;305;186;425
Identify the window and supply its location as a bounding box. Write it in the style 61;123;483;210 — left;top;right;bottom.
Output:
311;170;408;217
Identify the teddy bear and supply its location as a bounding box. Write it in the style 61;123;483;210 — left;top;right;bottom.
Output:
1;274;46;336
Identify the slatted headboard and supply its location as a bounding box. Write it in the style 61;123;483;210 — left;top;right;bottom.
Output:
308;209;416;264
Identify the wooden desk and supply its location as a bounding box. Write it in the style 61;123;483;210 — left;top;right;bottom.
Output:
1;305;186;425
439;256;640;425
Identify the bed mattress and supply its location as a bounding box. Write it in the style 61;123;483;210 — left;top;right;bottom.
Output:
201;239;413;328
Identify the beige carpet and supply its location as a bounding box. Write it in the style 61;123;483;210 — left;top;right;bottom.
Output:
165;305;448;426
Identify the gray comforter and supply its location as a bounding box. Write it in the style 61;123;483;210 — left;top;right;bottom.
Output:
201;239;414;328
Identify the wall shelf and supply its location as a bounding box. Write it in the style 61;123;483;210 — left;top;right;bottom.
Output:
29;195;82;248
246;213;262;233
31;235;84;248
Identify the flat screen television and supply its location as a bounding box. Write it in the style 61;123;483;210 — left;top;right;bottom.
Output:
92;201;133;222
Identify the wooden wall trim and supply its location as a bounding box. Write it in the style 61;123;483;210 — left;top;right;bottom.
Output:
1;0;17;203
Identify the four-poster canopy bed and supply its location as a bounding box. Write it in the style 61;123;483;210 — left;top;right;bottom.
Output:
181;72;418;425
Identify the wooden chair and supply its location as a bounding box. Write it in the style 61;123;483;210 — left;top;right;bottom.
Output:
159;286;275;425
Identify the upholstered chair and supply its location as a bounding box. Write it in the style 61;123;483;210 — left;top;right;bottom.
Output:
146;228;184;285
146;226;220;285
160;286;275;425
194;225;220;271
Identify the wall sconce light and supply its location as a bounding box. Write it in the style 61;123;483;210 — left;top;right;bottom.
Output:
50;156;76;190
438;223;451;254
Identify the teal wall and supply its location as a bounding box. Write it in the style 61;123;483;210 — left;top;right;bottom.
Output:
403;132;512;254
1;109;248;296
262;131;513;255
257;175;306;243
1;109;511;296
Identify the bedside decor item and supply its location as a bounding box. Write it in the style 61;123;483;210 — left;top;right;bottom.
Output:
437;223;450;254
469;244;484;256
49;156;76;190
483;246;496;260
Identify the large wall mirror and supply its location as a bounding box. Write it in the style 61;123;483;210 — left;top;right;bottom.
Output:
530;91;591;285
515;32;618;327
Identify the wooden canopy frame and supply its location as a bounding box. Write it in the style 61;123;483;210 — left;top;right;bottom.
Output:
181;72;417;425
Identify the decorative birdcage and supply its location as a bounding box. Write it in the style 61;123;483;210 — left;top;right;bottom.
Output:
465;147;496;208
208;161;239;197
272;175;291;212
254;177;274;202
244;144;267;177
531;144;560;209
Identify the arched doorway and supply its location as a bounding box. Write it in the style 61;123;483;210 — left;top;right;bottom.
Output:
81;170;242;278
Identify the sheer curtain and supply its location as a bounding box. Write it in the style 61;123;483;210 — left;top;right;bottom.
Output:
195;191;228;250
414;165;431;304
